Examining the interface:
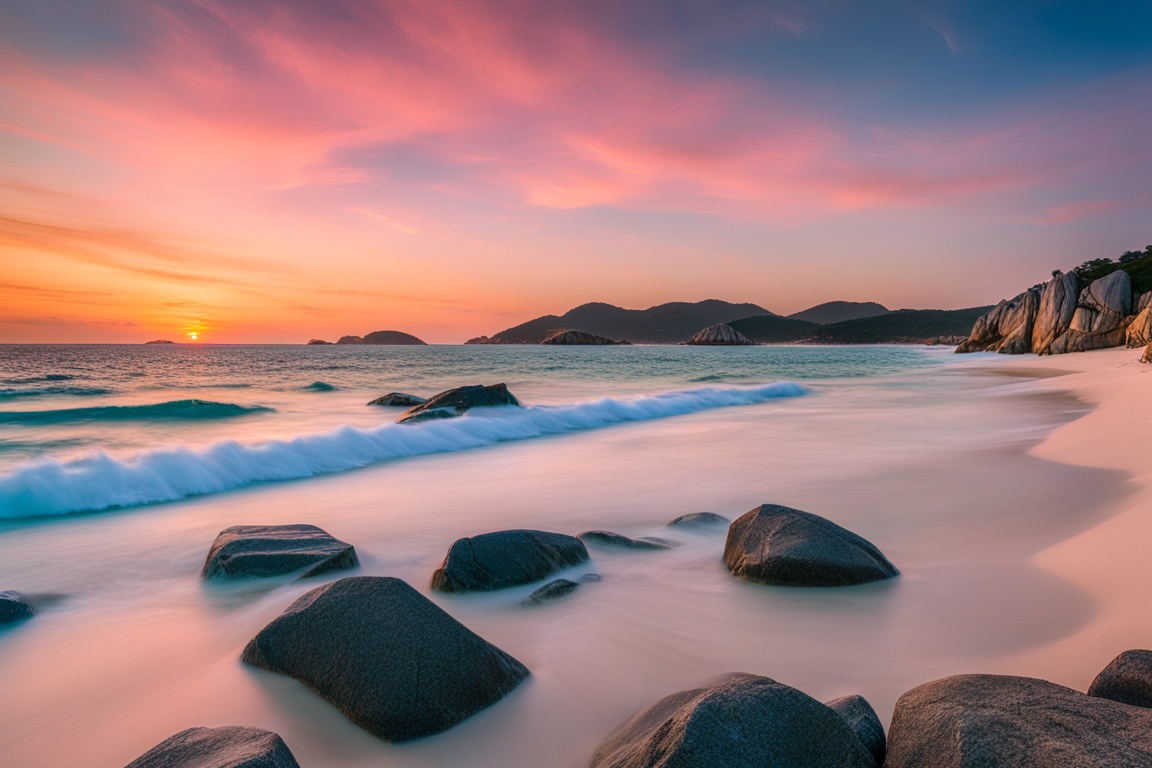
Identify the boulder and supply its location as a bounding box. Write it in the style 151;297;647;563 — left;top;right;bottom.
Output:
1088;650;1152;708
724;504;898;587
520;578;581;605
684;323;755;346
591;672;876;768
886;674;1152;767
0;591;35;625
1032;272;1079;355
126;726;300;768
1126;307;1152;348
825;694;885;765
667;512;730;527
398;383;521;424
956;288;1040;354
577;531;672;550
241;576;529;742
201;524;359;580
1144;343;1152;364
1069;270;1132;333
1139;291;1152;313
540;329;629;345
367;392;426;407
431;529;589;593
1048;323;1132;354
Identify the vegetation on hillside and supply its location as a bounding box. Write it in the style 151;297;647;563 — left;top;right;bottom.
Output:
802;307;995;344
728;315;819;343
1069;245;1152;295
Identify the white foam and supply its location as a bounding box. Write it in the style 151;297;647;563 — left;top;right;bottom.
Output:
0;382;807;518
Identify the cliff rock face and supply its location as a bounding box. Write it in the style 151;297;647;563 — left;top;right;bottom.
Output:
685;323;755;346
1031;272;1079;354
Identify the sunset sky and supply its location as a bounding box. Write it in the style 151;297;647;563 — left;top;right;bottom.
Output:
2;1;1150;343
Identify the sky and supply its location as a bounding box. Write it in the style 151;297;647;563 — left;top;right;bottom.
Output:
1;0;1150;343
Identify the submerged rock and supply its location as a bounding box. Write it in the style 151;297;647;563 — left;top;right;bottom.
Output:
241;576;529;742
886;674;1152;767
577;531;672;550
724;504;898;587
1088;650;1152;708
431;529;589;593
540;329;630;345
126;725;300;768
520;578;581;605
398;383;521;424
667;512;729;527
825;694;885;765
367;392;426;407
684;323;755;346
591;672;875;768
202;524;359;580
0;591;35;625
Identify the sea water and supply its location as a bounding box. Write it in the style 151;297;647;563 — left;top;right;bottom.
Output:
0;344;1123;766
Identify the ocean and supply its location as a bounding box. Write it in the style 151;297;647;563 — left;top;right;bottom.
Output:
0;344;1117;766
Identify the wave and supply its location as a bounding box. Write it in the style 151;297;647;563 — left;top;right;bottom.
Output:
0;386;114;400
0;382;807;518
0;400;273;425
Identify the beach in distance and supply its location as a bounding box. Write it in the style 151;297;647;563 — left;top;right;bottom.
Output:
0;343;1147;766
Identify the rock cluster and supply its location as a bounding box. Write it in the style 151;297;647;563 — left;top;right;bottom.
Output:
126;725;300;768
201;524;359;580
431;529;589;592
958;270;1151;355
684;323;755;346
397;383;520;423
540;329;630;345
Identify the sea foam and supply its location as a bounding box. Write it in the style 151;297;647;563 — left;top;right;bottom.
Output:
0;383;807;518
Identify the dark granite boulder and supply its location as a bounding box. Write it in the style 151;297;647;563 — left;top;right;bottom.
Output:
724;504;898;587
886;674;1152;767
367;392;426;407
0;591;35;625
667;512;729;527
1089;650;1152;708
398;383;520;424
520;578;581;605
577;531;672;550
592;672;875;768
202;524;358;580
431;529;589;593
825;694;885;765
126;725;299;768
241;576;528;742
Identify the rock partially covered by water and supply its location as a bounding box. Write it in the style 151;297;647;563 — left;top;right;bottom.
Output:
398;383;521;423
367;392;426;407
0;591;35;625
886;674;1152;767
126;726;300;768
1089;650;1152;708
520;578;581;605
1126;307;1152;348
241;577;529;742
541;329;630;345
431;530;589;593
825;694;886;765
202;524;359;580
724;504;898;587
667;512;729;527
591;672;876;768
684;323;755;346
578;530;672;550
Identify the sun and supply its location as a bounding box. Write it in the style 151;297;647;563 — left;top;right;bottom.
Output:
188;332;199;341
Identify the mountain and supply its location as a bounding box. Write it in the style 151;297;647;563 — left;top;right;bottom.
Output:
801;307;994;344
467;300;773;344
331;330;427;345
728;315;820;343
787;301;890;325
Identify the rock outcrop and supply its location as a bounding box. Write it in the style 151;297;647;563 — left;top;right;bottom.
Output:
241;576;529;742
1072;270;1132;332
591;672;876;768
367;392;426;406
1088;650;1152;708
398;383;521;424
1139;291;1152;313
684;323;755;346
1126;307;1152;348
1031;271;1079;354
667;512;729;527
540;329;630;345
306;339;333;345
431;529;589;592
885;674;1152;767
202;524;359;580
520;578;581;605
126;726;300;768
577;530;672;550
0;591;35;625
955;287;1040;354
825;694;886;765
724;504;898;587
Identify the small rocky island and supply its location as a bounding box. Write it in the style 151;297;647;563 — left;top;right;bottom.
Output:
540;329;630;345
684;323;755;345
307;330;427;345
144;340;175;345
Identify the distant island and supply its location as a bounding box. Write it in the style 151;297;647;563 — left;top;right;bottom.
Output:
307;330;427;345
144;340;175;344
